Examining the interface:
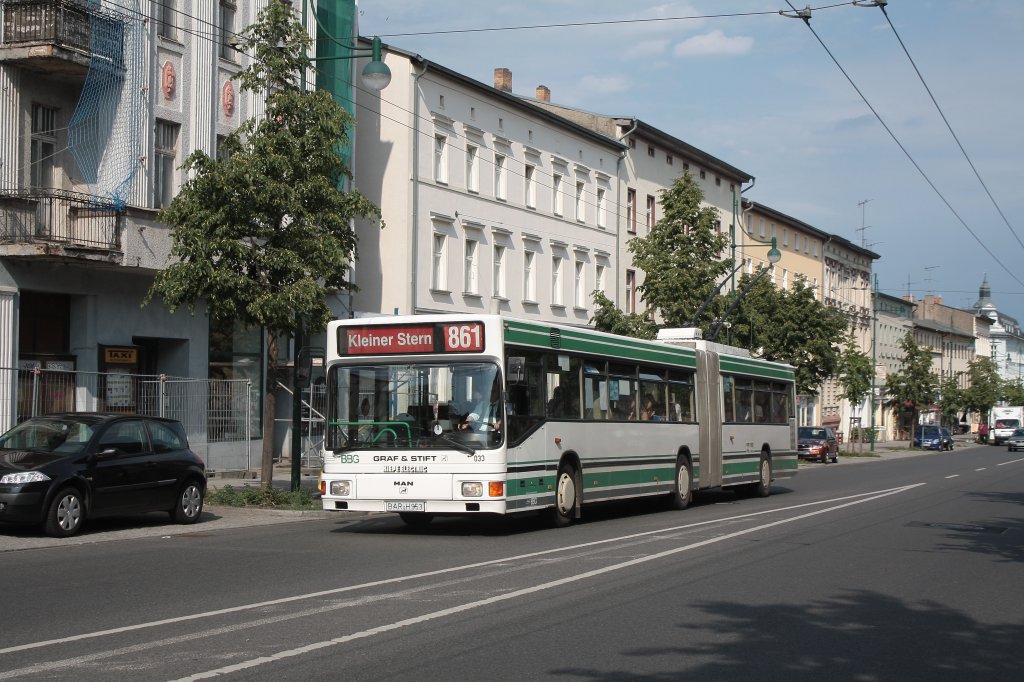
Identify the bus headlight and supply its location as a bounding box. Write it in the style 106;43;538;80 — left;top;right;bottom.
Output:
462;482;483;497
330;480;352;496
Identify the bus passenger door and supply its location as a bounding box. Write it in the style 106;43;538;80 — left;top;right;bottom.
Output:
697;351;723;488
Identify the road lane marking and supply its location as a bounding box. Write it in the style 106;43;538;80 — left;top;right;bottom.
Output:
173;483;926;681
975;468;987;471
0;483;924;657
997;457;1024;466
945;475;960;479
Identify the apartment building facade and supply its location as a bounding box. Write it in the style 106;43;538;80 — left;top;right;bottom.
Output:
350;58;624;322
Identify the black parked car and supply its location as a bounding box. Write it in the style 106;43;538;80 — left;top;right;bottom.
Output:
0;414;206;537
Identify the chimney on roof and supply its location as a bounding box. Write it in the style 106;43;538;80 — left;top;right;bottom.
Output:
535;85;550;102
494;68;512;92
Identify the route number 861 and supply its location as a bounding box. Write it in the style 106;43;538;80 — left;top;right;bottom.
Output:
444;323;484;352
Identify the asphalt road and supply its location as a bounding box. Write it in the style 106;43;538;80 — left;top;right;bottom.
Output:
1;444;1021;681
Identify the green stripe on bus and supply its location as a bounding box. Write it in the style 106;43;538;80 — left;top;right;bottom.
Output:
719;356;794;380
503;320;697;368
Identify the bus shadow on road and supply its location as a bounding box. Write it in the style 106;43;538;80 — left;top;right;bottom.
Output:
332;486;795;537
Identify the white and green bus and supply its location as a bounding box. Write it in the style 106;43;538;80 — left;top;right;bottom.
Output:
319;314;797;526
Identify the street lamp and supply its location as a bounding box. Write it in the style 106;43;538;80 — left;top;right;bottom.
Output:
706;238;782;342
687;237;781;327
310;36;391;91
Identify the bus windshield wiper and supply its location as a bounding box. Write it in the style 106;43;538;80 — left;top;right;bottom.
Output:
431;433;476;455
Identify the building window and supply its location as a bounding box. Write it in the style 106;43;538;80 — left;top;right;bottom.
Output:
431;233;447;290
551;256;563;306
30;104;57;190
595;264;605;296
494;153;507;200
770;222;776;239
523;250;536;301
525;164;536;208
575;181;585;223
552;173;563;216
158;0;177;39
715;176;721;186
596;188;606;228
219;2;236;61
574;260;585;307
466;144;479;192
154;119;179;209
666;154;673;165
209;317;264;432
626;188;637;234
699;169;706;180
464;239;479;294
433;134;448;183
646;194;656;231
493;245;506;298
783;227;788;247
625;269;636;313
647;145;655;157
714;219;722;234
759;217;766;239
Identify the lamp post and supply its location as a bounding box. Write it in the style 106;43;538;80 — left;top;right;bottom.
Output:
706;238;782;342
307;36;392;91
688;237;781;328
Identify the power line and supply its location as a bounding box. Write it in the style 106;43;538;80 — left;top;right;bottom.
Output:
782;1;1024;291
874;3;1024;252
369;3;853;39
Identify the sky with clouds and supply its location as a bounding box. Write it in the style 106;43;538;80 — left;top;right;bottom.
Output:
357;1;1024;319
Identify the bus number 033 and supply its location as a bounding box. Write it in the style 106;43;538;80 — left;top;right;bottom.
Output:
445;324;483;352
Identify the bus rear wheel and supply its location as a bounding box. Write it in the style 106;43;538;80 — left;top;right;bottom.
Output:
547;463;579;527
667;456;692;510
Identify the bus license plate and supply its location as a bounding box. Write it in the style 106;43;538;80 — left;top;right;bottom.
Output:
386;501;425;512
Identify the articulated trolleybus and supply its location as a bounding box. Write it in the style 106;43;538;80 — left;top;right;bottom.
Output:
319;314;797;527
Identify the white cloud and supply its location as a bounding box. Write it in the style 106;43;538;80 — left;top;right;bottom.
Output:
578;75;630;96
623;38;671;60
673;30;753;57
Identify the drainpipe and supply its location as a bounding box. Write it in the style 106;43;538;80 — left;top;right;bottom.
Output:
410;57;429;315
615;119;639;311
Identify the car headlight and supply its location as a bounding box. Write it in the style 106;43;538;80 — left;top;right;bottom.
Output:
329;480;351;496
0;471;51;485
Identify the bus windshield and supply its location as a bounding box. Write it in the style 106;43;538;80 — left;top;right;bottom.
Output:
326;361;504;452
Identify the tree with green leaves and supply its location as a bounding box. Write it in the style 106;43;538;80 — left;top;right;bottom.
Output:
627;171;731;328
962;357;1001;420
590;291;656;339
938;374;965;429
836;338;873;407
884;333;937;444
144;1;380;486
999;377;1024;406
722;272;849;396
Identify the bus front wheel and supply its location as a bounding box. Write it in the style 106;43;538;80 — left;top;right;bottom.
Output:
667;456;692;510
548;463;579;527
749;453;772;498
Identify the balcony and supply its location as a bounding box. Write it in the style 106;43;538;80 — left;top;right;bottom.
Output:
0;189;122;262
0;0;124;79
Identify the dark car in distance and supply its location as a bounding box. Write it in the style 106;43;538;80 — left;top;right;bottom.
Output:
0;414;206;537
798;426;838;463
913;425;954;451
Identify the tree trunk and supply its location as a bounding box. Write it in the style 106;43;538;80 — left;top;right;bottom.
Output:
260;335;280;489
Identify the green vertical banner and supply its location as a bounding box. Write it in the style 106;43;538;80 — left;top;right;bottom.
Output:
315;0;357;178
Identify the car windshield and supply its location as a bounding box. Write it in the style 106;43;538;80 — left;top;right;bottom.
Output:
1012;428;1024;437
798;427;827;439
994;419;1020;429
0;417;96;455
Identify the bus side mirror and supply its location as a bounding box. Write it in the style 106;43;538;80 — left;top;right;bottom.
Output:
507;356;525;385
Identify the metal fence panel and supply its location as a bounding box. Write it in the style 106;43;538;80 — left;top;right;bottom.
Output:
0;367;253;472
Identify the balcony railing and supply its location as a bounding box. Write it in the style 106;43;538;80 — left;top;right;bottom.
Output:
1;0;124;70
0;189;121;251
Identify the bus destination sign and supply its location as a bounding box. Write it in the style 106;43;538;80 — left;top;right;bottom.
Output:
340;322;485;356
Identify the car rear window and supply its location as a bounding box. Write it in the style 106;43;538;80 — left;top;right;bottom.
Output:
148;421;188;453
